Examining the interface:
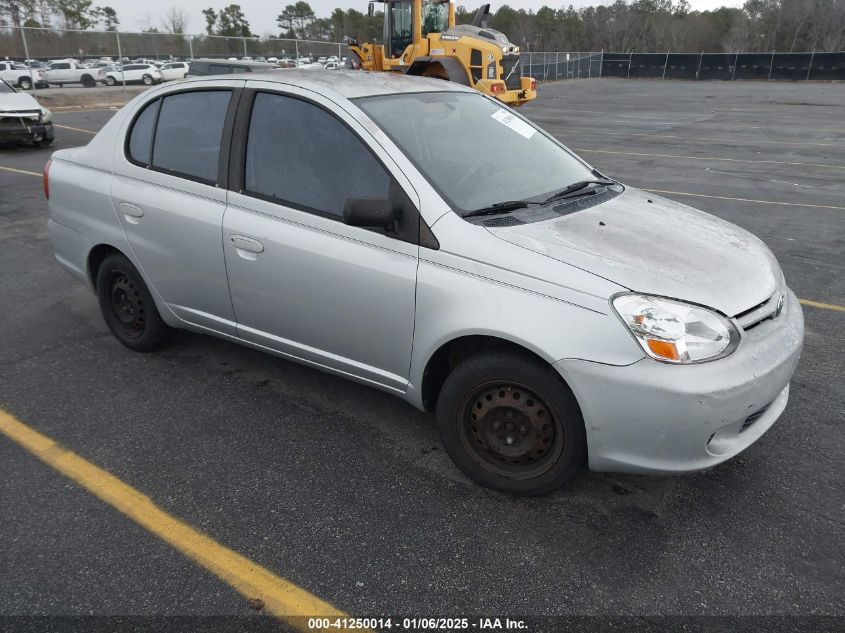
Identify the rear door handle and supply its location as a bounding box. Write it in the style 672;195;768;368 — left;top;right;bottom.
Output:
119;202;143;223
230;235;264;257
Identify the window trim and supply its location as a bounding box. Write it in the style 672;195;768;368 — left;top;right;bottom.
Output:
123;86;242;188
231;88;396;223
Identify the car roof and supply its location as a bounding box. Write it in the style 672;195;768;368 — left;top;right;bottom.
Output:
182;69;473;100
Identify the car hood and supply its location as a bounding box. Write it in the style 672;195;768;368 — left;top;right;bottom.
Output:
0;92;41;113
486;188;780;317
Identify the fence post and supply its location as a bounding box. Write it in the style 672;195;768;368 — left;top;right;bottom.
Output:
627;51;632;78
338;43;342;59
768;50;775;81
19;27;35;94
295;40;299;59
806;49;815;80
696;51;703;80
243;37;248;58
588;51;592;78
731;50;738;80
576;51;581;78
599;48;604;78
116;31;127;95
662;49;669;79
188;35;194;60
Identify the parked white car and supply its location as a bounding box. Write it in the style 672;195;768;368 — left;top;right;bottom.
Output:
0;78;53;145
104;64;162;86
0;60;48;90
159;62;189;82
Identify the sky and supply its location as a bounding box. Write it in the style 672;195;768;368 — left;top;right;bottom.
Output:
109;0;743;35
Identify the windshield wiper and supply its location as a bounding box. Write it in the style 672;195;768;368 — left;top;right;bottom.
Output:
541;179;616;205
461;200;540;219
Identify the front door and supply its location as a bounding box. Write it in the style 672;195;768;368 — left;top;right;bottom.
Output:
222;86;420;392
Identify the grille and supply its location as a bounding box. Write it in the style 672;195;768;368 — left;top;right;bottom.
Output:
734;292;782;331
500;54;521;90
739;405;770;433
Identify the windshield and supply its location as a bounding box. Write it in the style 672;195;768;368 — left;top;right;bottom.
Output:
0;79;15;94
355;92;593;213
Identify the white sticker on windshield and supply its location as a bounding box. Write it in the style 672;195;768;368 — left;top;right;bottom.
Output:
490;109;536;140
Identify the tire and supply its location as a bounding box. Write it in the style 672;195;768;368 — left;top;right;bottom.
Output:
96;253;175;352
436;350;587;496
35;137;53;147
106;75;117;86
19;77;33;90
142;74;153;85
81;74;95;88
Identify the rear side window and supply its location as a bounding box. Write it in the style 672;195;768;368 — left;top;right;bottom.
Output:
128;98;161;166
151;91;231;182
244;92;390;218
126;90;231;183
210;64;236;74
52;63;70;70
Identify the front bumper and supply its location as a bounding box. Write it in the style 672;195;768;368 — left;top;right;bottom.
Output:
0;120;53;143
555;289;804;474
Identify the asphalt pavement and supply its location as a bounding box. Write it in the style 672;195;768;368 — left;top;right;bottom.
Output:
0;78;843;624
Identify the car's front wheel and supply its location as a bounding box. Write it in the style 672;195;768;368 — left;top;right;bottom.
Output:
19;77;32;90
96;253;174;352
436;350;586;495
106;75;117;86
142;74;153;85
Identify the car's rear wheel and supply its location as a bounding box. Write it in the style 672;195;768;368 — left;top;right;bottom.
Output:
19;77;32;90
96;253;174;352
81;74;95;88
142;74;153;85
436;350;586;495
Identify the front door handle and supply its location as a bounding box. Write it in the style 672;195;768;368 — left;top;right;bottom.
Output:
230;235;264;257
119;202;143;224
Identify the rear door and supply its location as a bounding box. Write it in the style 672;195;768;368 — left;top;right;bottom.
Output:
222;84;421;392
111;82;244;335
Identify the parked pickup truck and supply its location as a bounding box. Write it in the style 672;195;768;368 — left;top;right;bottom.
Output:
42;60;104;87
0;61;48;90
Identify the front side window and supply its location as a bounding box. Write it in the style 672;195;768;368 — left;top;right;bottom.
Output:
52;63;70;70
244;92;390;219
151;90;231;182
356;91;593;213
0;79;15;94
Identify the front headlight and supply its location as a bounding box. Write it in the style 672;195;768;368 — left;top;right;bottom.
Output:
40;107;52;123
612;294;740;364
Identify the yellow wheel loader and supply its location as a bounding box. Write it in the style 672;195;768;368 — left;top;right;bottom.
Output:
347;1;536;106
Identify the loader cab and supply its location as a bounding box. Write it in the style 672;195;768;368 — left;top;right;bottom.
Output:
384;0;414;58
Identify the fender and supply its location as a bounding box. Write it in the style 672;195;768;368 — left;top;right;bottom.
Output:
406;56;471;86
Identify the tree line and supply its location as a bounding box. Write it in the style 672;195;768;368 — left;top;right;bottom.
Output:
1;0;843;52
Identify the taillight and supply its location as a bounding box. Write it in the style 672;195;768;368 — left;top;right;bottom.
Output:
43;159;51;199
529;79;537;91
490;82;504;94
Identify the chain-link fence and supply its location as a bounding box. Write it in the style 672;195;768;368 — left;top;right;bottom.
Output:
1;25;347;66
523;50;845;81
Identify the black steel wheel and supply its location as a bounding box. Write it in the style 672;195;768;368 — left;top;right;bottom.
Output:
436;350;586;495
96;253;174;352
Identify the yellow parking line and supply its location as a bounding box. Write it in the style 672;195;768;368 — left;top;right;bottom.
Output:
642;188;845;211
0;165;42;177
574;148;845;171
799;299;845;313
54;123;96;135
0;408;348;629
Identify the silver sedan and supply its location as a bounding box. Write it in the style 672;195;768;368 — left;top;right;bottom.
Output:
45;71;803;495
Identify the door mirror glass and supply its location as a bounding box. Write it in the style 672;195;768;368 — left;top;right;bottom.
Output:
343;197;395;229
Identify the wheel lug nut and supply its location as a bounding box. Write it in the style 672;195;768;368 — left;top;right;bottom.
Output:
506;411;514;420
520;425;528;435
492;420;501;430
505;436;514;445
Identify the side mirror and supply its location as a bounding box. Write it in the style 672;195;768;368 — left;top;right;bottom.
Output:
343;197;396;229
368;1;375;17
